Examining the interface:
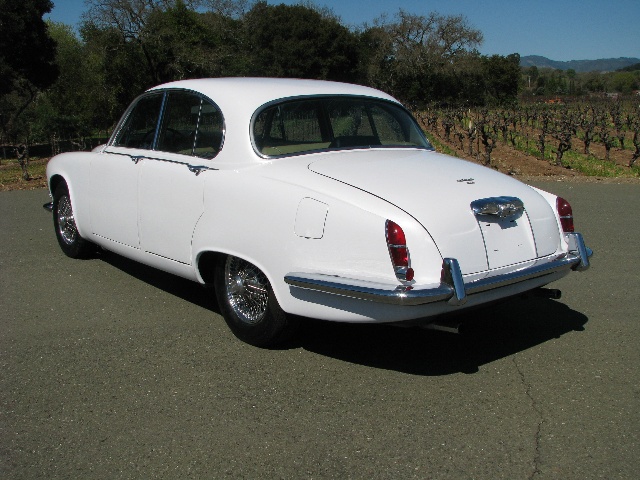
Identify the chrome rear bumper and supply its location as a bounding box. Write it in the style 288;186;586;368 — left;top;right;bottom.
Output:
285;233;592;307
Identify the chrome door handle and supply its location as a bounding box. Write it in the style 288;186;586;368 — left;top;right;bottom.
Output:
188;165;208;176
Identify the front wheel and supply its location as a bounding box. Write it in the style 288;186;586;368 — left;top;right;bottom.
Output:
214;255;297;347
52;183;94;258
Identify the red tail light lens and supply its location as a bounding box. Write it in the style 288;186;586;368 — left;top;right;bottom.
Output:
386;220;414;281
386;220;406;248
556;197;574;232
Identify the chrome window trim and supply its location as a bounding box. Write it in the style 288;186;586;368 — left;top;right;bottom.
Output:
108;88;226;160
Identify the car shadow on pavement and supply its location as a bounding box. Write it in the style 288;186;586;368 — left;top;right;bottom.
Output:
98;250;220;313
98;251;587;376
296;297;588;376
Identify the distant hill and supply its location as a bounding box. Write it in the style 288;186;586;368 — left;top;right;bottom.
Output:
619;63;640;72
520;55;640;72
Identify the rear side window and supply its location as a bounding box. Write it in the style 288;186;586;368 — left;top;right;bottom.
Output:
157;92;224;158
193;102;224;159
156;91;201;155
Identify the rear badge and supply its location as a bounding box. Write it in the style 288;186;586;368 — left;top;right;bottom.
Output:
457;178;475;184
471;197;525;219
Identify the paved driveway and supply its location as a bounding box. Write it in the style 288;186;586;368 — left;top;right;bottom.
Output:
1;182;638;479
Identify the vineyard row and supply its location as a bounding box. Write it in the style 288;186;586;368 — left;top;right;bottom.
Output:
415;100;640;175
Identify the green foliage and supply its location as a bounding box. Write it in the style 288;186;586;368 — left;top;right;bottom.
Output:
244;2;359;81
521;65;640;97
29;22;94;143
618;63;640;72
0;1;553;149
0;0;58;95
358;10;497;107
482;54;521;105
0;0;59;144
145;1;247;81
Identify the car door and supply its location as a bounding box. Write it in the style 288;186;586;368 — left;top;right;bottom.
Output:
138;90;223;264
90;92;164;248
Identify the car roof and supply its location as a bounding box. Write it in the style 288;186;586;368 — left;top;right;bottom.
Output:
149;77;401;111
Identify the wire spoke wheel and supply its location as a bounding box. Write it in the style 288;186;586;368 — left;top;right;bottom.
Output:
214;254;298;347
52;183;94;259
57;194;78;245
224;256;270;325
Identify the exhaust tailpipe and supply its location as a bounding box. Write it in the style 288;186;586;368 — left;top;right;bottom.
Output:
533;288;562;300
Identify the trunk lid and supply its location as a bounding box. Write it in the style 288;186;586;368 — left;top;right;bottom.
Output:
309;149;559;274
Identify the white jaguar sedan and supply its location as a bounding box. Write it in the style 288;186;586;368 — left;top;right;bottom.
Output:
45;78;592;346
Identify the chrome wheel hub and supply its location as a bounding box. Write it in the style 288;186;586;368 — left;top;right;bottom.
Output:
57;195;78;245
225;257;269;325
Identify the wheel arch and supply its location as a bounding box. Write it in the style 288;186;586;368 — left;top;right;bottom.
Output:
195;249;290;311
48;174;67;196
196;250;226;284
195;250;279;288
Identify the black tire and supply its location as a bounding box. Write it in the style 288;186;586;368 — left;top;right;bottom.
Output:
52;183;94;258
214;255;298;347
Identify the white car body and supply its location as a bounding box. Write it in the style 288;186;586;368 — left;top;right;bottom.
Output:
45;78;591;345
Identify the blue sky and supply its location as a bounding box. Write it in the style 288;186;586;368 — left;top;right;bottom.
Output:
47;0;639;62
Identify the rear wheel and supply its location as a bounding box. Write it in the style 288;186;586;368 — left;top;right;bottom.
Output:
52;183;94;258
214;255;297;347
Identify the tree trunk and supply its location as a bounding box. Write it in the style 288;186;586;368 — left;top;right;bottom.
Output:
15;144;31;181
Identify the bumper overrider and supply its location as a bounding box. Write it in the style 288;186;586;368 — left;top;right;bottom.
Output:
284;232;592;307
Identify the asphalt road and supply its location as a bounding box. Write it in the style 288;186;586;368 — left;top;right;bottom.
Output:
1;182;638;479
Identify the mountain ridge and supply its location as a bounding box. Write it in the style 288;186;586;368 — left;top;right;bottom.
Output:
520;55;640;72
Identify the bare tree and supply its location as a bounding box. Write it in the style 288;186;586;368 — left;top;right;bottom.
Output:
537;110;551;160
627;110;640;167
365;10;482;99
14;144;30;180
597;110;615;162
551;109;576;167
610;101;625;150
466;112;476;156
476;110;497;166
441;109;454;141
579;105;596;155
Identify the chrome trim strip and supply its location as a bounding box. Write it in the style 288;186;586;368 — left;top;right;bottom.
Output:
108;151;218;174
285;233;592;307
285;273;454;306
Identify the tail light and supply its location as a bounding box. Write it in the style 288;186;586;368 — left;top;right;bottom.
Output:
556;197;574;232
385;220;414;282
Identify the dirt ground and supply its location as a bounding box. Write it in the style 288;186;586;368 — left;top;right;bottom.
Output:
423;124;640;184
0;157;49;191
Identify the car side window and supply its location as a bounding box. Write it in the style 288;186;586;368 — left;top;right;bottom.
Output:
157;91;200;155
112;94;164;149
157;91;223;159
193;101;224;159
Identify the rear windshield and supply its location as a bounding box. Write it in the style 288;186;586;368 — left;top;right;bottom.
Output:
252;96;431;157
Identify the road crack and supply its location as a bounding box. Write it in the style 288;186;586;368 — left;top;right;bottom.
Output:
512;355;544;479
